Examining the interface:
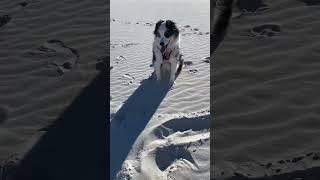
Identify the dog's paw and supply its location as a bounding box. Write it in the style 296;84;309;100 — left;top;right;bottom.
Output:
155;73;162;81
169;77;175;83
169;81;176;87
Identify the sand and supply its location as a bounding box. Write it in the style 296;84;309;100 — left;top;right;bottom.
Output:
213;0;320;179
110;0;210;179
0;0;107;179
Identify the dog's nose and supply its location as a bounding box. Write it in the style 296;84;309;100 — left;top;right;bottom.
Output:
160;42;164;46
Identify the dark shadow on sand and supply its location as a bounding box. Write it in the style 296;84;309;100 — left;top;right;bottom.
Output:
110;75;172;179
11;68;108;180
213;0;233;52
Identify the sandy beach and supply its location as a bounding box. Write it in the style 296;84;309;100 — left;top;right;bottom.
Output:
0;0;107;179
110;0;210;179
213;0;320;179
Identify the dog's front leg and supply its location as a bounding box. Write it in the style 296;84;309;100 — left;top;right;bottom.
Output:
169;59;177;82
153;49;163;80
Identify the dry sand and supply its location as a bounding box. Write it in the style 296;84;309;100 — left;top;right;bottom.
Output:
0;0;107;179
213;0;320;179
110;0;210;179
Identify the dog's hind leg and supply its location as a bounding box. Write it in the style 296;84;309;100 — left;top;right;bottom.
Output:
175;54;183;77
152;51;156;66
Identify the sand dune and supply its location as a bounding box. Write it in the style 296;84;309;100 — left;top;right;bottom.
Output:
213;0;320;179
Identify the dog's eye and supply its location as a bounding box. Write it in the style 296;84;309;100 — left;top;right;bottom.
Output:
164;31;170;38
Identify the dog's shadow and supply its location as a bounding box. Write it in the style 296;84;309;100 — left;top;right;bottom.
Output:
110;75;172;179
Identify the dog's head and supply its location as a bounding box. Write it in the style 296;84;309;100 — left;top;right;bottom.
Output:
153;20;179;53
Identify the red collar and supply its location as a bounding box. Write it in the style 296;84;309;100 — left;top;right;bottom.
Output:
160;41;172;62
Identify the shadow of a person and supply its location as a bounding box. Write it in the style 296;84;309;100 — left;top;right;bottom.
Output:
11;68;108;180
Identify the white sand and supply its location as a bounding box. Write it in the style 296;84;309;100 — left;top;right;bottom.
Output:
110;0;210;179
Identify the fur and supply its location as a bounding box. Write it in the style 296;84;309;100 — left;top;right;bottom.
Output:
152;20;182;82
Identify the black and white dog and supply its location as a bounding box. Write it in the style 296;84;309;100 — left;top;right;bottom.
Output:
152;20;183;82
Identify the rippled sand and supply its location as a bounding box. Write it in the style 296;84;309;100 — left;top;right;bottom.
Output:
110;0;210;179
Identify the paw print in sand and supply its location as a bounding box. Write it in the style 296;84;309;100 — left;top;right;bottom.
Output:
26;39;79;76
0;15;11;28
248;24;281;38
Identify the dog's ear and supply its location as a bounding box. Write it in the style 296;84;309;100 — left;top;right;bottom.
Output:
166;20;179;37
165;20;175;27
154;20;164;36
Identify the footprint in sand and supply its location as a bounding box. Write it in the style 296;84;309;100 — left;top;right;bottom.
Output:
254;152;320;176
234;0;269;18
203;57;210;63
145;22;154;26
110;43;118;49
300;0;320;5
183;61;193;66
189;69;198;74
121;43;139;48
0;15;11;28
248;24;281;38
119;74;135;85
115;55;126;64
26;39;79;76
179;26;208;36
